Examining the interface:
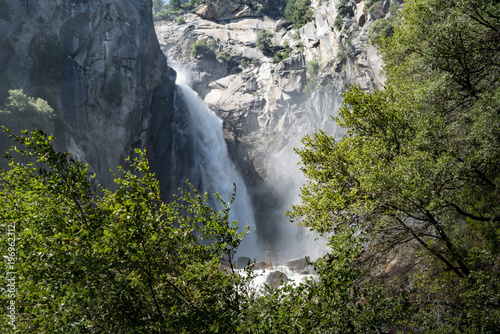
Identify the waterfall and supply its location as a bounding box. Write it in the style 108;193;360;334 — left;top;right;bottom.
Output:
175;70;260;260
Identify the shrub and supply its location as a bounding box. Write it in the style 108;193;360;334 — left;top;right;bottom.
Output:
284;0;313;28
216;51;232;63
190;38;216;59
176;15;186;25
337;39;355;64
368;2;385;19
334;14;343;30
256;29;274;53
367;18;394;46
271;47;292;63
303;58;320;95
0;130;248;332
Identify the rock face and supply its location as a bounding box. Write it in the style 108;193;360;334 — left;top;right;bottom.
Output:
155;0;393;257
0;0;178;190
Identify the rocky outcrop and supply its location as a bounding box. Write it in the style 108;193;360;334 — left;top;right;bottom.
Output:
0;0;177;190
285;256;310;271
194;0;262;21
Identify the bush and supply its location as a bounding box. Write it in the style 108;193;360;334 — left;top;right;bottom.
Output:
190;38;216;59
334;14;343;30
337;39;355;64
284;0;313;28
176;15;186;25
239;58;260;68
0;129;248;332
272;48;292;63
216;51;232;63
303;59;320;95
256;29;274;53
367;18;394;46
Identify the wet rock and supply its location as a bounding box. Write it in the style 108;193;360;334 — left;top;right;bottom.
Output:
285;256;310;271
266;270;288;287
237;256;252;269
252;261;268;270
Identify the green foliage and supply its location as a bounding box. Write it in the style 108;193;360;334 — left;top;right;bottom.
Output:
239;58;260;69
216;50;232;63
152;0;185;22
0;0;12;22
0;90;56;169
190;38;216;60
336;39;355;64
152;0;167;15
0;128;249;332
244;0;287;19
153;9;183;21
367;18;394;46
181;0;202;11
169;0;182;11
334;14;343;30
256;29;274;54
103;72;123;105
176;15;186;25
284;0;313;28
303;59;320;95
271;47;292;63
289;0;500;331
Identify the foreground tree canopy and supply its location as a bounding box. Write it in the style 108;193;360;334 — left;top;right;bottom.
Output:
290;0;500;331
1;0;499;332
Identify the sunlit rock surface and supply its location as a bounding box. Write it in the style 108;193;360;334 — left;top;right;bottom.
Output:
155;0;389;257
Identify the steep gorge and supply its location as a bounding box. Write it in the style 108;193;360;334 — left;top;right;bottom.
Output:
155;0;390;256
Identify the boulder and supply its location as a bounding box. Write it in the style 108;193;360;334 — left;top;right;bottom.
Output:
237;256;252;269
252;261;268;270
266;270;288;287
275;19;289;32
285;256;310;271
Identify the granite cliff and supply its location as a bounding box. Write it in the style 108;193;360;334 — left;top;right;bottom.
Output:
0;0;180;189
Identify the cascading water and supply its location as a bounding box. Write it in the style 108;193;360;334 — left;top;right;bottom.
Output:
175;69;261;259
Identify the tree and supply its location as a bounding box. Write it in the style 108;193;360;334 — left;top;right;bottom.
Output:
256;29;274;55
190;38;216;59
0;128;250;333
152;0;167;15
284;0;313;28
289;0;500;331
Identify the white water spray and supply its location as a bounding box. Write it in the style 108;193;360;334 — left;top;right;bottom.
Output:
175;68;261;259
